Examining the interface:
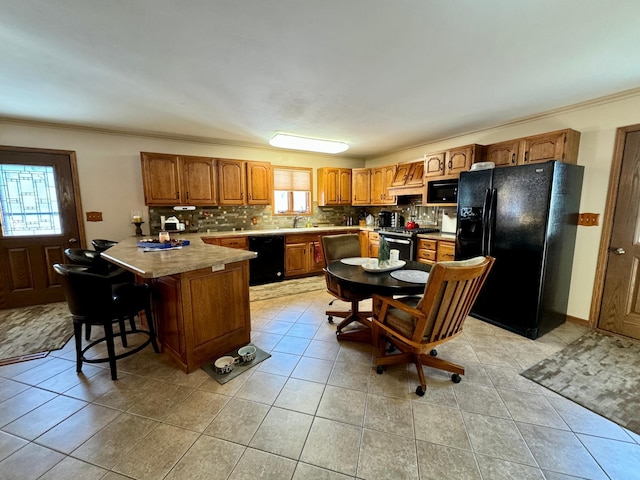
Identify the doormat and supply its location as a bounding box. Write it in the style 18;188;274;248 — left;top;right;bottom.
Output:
201;343;271;384
521;330;640;435
249;275;325;302
0;302;73;366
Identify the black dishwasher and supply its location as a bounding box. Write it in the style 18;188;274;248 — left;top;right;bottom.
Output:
248;235;285;286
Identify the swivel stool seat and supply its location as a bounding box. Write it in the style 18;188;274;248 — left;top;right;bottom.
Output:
92;239;119;252
53;263;159;380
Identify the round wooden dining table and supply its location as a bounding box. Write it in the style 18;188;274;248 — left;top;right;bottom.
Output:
325;259;431;342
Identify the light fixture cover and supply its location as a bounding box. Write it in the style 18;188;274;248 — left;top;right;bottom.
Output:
269;133;349;154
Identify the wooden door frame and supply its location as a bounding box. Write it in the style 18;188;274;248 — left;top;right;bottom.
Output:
589;123;640;328
0;144;86;249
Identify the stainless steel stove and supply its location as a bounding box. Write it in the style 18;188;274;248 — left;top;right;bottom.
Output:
378;227;440;261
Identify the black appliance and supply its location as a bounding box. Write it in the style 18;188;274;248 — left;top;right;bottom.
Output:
248;235;285;286
379;227;440;261
426;178;458;204
378;211;393;228
456;161;584;339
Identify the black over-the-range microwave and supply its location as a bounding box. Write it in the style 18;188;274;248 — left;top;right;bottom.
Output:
426;178;458;204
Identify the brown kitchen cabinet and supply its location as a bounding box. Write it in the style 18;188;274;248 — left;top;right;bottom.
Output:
425;145;485;179
392;161;424;187
285;233;324;277
417;238;455;264
486;129;581;168
141;152;217;206
368;231;380;258
436;240;455;262
352;168;371;205
370;165;397;205
318;167;352;206
201;236;249;249
218;159;271;206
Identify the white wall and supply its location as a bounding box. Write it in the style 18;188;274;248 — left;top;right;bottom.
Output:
366;89;640;321
0;123;364;245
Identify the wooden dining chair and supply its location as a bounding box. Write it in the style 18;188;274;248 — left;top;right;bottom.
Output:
322;234;372;334
371;256;494;396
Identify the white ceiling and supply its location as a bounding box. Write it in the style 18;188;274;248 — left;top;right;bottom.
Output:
2;0;640;157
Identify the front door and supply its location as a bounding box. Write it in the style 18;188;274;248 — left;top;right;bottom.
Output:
0;146;84;308
598;125;640;339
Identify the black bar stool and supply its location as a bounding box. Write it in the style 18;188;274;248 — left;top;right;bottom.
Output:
53;263;159;380
92;239;119;252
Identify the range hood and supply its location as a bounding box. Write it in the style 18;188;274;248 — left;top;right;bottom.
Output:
388;160;425;198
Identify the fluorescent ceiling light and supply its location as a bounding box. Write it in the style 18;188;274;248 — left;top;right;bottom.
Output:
269;133;349;154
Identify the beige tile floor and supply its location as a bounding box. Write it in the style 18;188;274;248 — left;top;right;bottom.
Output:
1;289;640;480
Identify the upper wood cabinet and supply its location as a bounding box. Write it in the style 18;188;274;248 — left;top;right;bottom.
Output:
371;165;397;205
318;167;351;206
352;168;371;205
425;145;485;179
486;129;581;167
141;152;217;206
392;161;424;187
218;159;271;206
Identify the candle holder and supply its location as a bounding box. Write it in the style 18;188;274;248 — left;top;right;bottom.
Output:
132;221;144;236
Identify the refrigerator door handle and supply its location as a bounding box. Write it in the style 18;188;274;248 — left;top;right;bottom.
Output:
482;188;491;255
487;188;497;256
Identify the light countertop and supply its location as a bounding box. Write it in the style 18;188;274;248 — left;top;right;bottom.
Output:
101;234;257;279
196;225;362;238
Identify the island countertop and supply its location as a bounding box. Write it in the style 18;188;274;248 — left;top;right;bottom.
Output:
101;233;257;278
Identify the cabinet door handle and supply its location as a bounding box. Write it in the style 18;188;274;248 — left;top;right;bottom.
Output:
439;161;444;171
249;193;252;199
448;160;452;169
241;192;244;198
524;151;529;163
186;191;189;200
511;153;516;164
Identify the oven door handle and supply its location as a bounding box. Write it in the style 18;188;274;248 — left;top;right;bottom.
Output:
381;237;411;245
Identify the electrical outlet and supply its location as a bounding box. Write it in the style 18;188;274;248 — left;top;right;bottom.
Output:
578;213;599;226
86;211;103;222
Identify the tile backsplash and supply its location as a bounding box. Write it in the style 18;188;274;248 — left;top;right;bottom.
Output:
147;200;446;235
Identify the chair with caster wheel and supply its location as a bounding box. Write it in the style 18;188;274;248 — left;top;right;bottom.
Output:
371;256;494;396
92;239;119;252
53;263;159;380
322;234;372;333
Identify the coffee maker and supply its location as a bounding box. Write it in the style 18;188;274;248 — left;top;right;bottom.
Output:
378;211;392;228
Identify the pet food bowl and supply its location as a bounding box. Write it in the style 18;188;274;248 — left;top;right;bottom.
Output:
214;355;238;374
238;345;257;363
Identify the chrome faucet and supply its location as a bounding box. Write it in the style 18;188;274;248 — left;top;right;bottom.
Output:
293;215;304;228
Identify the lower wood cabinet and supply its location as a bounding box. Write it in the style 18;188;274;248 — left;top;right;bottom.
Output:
368;231;380;258
150;261;251;373
201;236;248;249
285;233;324;277
417;238;455;265
437;240;455;262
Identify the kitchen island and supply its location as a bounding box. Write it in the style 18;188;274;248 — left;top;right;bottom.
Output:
102;234;257;373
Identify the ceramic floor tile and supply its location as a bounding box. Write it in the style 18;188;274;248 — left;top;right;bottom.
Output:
484;365;546;394
453;382;512;418
475;454;545;480
162;390;230;432
300;417;362;476
37;456;108;480
273;335;311;355
256;350;301;377
327;361;371;392
250;331;283;350
71;412;158;469
368;364;413;399
2;394;86;440
358;428;418;480
234;371;287;405
271;309;303;323
290;356;333;383
363;393;413;437
35;403;121;453
274;378;325;415
229;447;297;480
203;398;269;445
112;423;198;480
164;435;245;480
412;402;471;450
261;319;295;335
124;380;193;420
293;461;355;479
304;339;341;361
249;406;313;459
286;322;320;339
0;386;57;428
498;389;569;430
335;343;374;366
0;378;31;402
10;357;76;386
415;441;481;480
0;430;28;462
577;434;640;480
462;411;537;466
0;442;65;480
517;422;607;479
35;363;103;394
316;385;366;426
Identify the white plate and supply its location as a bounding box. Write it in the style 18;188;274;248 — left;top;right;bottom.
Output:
390;269;429;283
341;257;371;265
362;260;406;272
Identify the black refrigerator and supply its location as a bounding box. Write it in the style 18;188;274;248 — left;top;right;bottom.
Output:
455;161;583;339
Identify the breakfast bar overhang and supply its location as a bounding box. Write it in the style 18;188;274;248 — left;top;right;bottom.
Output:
101;234;257;373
